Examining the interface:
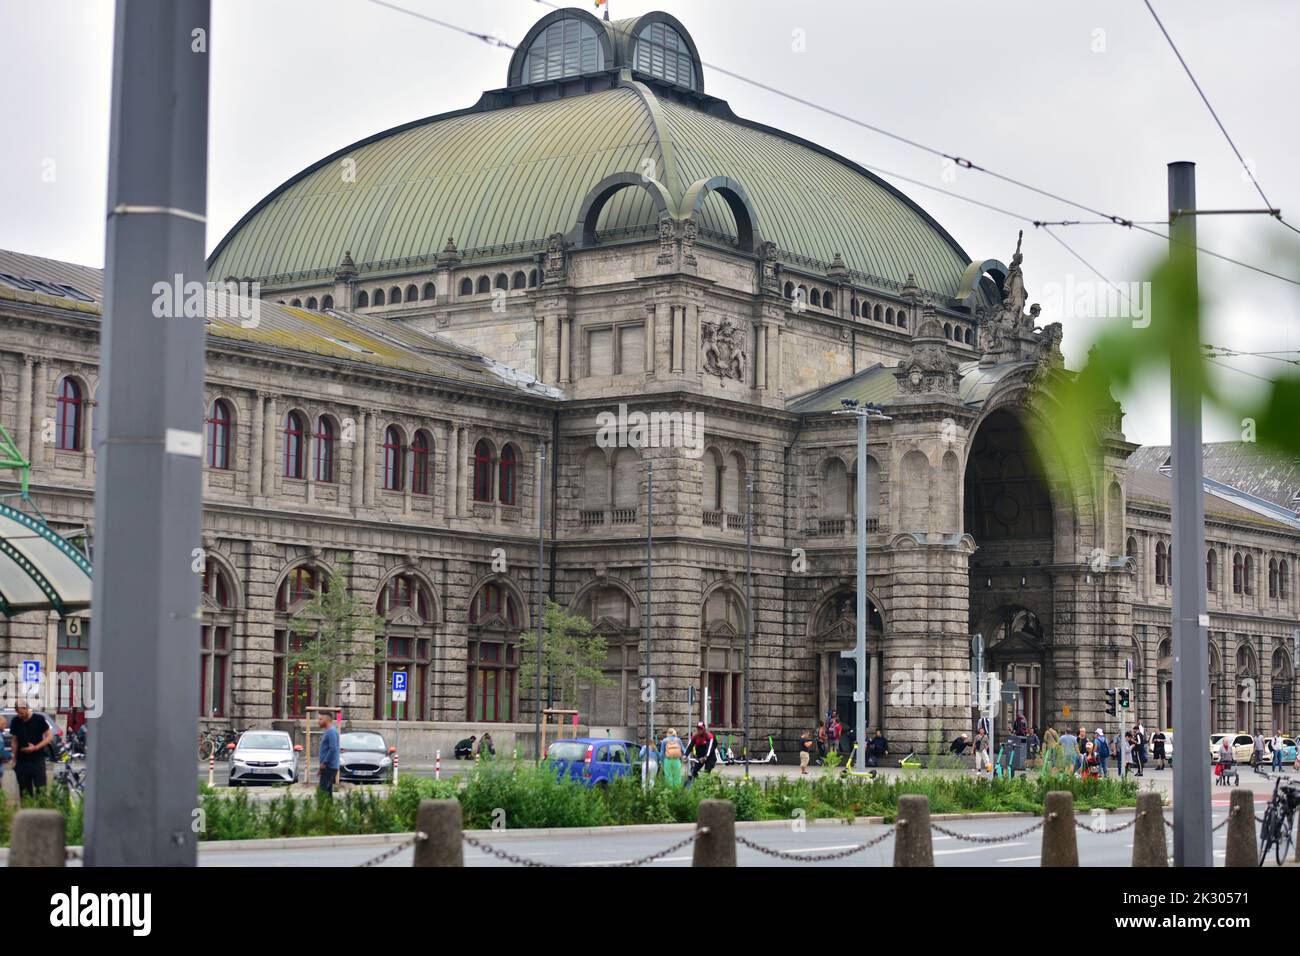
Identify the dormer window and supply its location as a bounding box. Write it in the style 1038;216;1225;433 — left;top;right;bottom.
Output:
633;21;697;91
522;17;604;83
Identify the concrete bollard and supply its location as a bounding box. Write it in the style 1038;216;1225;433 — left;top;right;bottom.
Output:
893;794;934;867
412;799;463;867
692;799;736;867
1131;791;1168;867
1224;789;1256;867
1040;791;1079;867
9;810;66;867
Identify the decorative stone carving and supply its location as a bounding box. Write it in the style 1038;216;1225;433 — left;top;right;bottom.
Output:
826;252;850;284
894;301;960;396
544;232;568;283
655;216;699;270
435;236;462;268
701;317;747;381
333;250;358;282
977;230;1051;367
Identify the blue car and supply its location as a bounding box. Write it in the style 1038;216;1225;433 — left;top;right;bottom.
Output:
546;737;646;787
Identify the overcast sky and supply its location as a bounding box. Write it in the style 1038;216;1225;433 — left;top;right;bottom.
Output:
2;0;1297;446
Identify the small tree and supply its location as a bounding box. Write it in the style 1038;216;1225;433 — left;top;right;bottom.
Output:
287;558;386;708
518;599;613;711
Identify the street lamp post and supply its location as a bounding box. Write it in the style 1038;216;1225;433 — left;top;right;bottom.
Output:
832;400;891;772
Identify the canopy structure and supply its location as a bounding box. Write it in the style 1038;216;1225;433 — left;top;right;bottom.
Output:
0;424;92;617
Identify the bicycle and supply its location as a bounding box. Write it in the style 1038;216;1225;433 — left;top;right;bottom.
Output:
52;741;86;796
199;727;242;761
1258;775;1300;866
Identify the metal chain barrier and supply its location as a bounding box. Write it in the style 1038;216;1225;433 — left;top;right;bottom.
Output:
355;832;427;868
735;826;895;862
1074;815;1138;834
462;827;708;868
930;819;1045;844
1163;813;1231;832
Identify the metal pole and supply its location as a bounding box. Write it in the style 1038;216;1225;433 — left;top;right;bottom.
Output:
855;413;867;771
535;443;546;764
84;0;210;867
1168;161;1212;866
744;470;753;777
646;460;654;745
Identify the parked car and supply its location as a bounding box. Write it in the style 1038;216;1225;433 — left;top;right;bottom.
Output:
1263;736;1298;764
1209;732;1254;764
545;737;650;787
0;708;64;760
228;730;301;786
338;731;394;784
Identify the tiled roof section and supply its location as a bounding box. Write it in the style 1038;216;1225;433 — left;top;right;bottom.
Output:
1129;442;1300;513
0;249;560;399
0;249;103;313
787;359;1032;413
1123;467;1296;530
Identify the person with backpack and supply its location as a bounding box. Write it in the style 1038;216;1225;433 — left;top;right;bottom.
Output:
798;730;814;774
658;727;685;787
1094;728;1111;776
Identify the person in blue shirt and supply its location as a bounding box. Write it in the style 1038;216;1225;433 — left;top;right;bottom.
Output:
317;712;340;794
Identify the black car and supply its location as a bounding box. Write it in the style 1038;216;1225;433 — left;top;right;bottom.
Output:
338;731;394;784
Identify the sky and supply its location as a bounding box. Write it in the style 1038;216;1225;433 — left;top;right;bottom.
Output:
2;0;1298;447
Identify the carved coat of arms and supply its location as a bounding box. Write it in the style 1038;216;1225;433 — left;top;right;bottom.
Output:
701;317;747;381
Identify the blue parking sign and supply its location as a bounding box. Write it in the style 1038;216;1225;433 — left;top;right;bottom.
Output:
22;660;40;683
391;670;407;702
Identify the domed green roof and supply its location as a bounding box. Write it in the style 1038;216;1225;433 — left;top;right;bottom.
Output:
208;10;975;298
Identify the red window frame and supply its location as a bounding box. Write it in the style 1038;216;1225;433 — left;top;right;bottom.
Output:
410;431;430;495
276;566;319;611
283;411;306;478
206;399;232;469
383;426;404;491
202;560;231;607
499;444;517;505
473;440;493;502
314;416;335;483
55;377;82;451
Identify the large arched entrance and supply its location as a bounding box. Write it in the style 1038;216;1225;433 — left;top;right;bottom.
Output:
810;588;884;739
965;407;1056;733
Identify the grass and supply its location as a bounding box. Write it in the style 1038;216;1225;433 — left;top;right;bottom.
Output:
0;765;1142;845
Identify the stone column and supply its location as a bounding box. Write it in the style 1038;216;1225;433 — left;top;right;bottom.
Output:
672;306;684;373
350;408;366;513
755;324;767;390
644;303;656;374
261;396;276;497
362;410;376;508
542;314;559;385
28;360;47;463
534;316;545;382
559;317;571;385
17;357;33;459
249;392;264;500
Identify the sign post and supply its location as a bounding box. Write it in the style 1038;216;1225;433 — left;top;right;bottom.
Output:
391;671;407;783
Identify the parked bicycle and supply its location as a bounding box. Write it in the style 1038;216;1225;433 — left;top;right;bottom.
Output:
1258;775;1300;866
198;726;241;761
52;741;86;796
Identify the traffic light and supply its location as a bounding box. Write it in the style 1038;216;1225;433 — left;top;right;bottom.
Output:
1119;688;1130;710
1104;688;1117;717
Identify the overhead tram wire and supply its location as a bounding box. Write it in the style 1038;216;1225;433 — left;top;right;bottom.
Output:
378;0;1300;288
1142;0;1300;238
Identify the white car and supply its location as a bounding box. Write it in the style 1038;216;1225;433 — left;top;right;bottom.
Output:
229;730;301;786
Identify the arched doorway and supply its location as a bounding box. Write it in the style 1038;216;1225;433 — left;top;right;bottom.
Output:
980;606;1047;733
810;588;884;740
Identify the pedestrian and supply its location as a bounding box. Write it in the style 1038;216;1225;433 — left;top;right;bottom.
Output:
1057;728;1078;775
1253;730;1265;768
1132;724;1146;777
453;735;477;759
816;724;828;762
973;729;991;774
1094;728;1110;776
829;712;843;754
1122;731;1137;778
1272;730;1285;771
687;722;716;780
798;730;814;774
316;711;340;795
659;727;685;786
476;731;496;759
1013;712;1028;736
8;704;52;797
1082;740;1100;779
1027;727;1040;760
949;732;970;755
867;729;888;767
1151;729;1167;770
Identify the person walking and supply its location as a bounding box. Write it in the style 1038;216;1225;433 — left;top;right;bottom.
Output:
317;711;340;795
1132;724;1146;777
1093;728;1110;777
659;727;685;786
1151;729;1168;770
973;729;991;774
1272;730;1285;771
815;725;828;763
798;730;814;774
1057;728;1078;775
688;722;716;780
1253;730;1265;768
8;704;52;797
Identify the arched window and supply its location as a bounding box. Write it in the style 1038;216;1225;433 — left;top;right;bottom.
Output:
276;565;323;611
356;290;369;308
383;426;405;491
473;439;493;502
522;16;605;83
291;298;302;307
409;429;430;496
459;277;473;297
1244;555;1254;595
205;399;232;469
305;296;317;309
467;580;522;722
283;411;306;479
1281;560;1290;601
1269;558;1279;598
373;288;386;306
55;377;83;450
886;308;895;325
783;281;794;299
389;286;402;304
897;310;907;330
873;304;882;322
494;273;508;291
421;282;435;300
964;327;973;345
528;269;539;287
1206;548;1217;592
1233;552;1243;594
823;292;833;310
314;416;336;483
499;443;518;506
810;289;821;307
321;294;334;309
943;322;953;339
200;558;235;717
633;20;697;90
476;276;491;295
511;271;526;290
375;573;434;720
273;564;328;717
1155;541;1168;585
405;284;418;303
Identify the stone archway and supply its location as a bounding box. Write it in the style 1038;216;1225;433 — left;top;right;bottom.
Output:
978;605;1048;734
808;587;884;740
